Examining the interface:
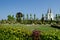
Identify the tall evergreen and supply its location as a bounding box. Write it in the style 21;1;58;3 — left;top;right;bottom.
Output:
30;14;32;20
23;14;24;20
41;14;44;24
34;14;36;20
27;14;28;20
56;14;57;21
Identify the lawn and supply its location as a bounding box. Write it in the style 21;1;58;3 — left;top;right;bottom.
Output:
0;24;60;40
1;24;59;32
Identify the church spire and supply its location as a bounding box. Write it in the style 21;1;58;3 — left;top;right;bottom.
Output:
47;8;52;13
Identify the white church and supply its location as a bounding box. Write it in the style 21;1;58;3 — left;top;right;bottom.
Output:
45;8;54;20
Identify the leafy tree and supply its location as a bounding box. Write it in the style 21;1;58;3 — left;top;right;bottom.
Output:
55;14;60;24
1;19;4;24
7;15;15;21
16;12;23;23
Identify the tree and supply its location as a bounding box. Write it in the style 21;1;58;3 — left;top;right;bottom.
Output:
50;18;52;24
56;14;58;21
26;14;28;20
7;15;15;23
1;19;4;24
7;15;15;21
45;14;48;23
16;12;23;23
30;14;32;20
29;14;32;24
23;14;25;21
34;14;36;20
41;14;44;24
55;14;60;24
22;14;25;24
56;14;60;21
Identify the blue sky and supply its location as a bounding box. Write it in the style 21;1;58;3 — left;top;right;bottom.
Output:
0;0;60;20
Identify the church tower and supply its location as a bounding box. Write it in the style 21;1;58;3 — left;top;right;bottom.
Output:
46;8;54;20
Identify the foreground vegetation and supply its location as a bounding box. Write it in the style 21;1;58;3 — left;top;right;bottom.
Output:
0;24;60;40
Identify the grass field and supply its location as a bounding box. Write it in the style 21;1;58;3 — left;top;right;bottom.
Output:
1;24;60;32
0;24;60;40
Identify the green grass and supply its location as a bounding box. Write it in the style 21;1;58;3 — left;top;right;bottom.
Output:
0;24;60;40
0;24;60;32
